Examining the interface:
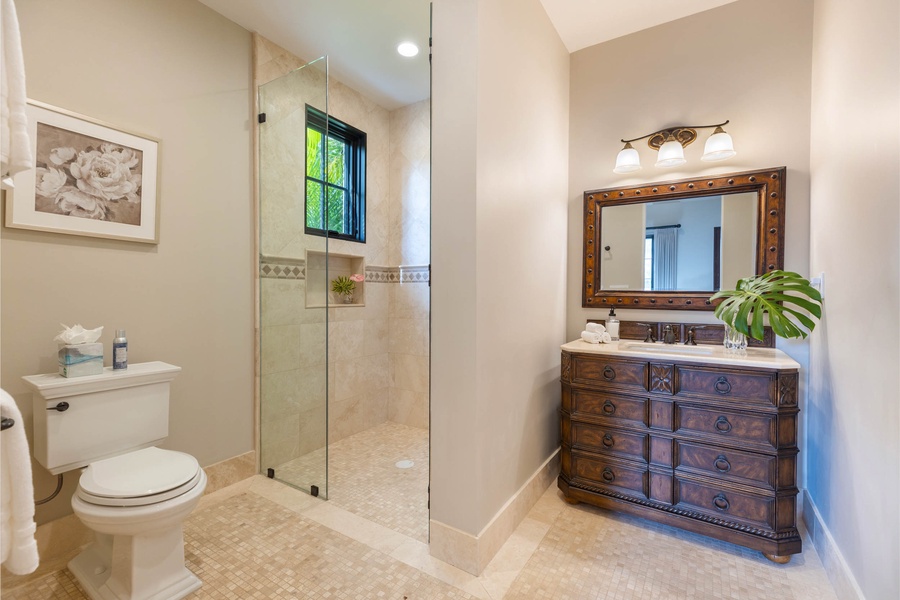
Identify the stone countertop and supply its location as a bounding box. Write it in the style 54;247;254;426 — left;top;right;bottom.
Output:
561;339;801;370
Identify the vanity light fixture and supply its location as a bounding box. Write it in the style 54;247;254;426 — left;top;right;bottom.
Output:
397;42;419;57
613;120;735;174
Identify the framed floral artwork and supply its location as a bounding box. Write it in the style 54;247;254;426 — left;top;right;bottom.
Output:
5;100;160;243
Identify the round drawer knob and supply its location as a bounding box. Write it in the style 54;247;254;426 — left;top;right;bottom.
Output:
714;416;732;433
602;434;615;448
603;366;616;380
601;468;615;483
713;493;730;511
602;401;616;415
714;455;731;473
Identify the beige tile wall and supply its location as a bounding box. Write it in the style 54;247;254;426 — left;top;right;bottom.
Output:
388;101;431;429
255;36;430;474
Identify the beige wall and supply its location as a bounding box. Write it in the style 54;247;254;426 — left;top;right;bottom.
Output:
2;0;253;524
807;0;900;597
431;0;569;560
600;203;645;290
720;191;757;290
568;0;813;332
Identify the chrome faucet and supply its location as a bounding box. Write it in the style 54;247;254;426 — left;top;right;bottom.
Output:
663;325;677;344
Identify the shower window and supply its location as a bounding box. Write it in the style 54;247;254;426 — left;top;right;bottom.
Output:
305;105;366;242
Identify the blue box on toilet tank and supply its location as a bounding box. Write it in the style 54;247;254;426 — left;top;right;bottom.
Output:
58;343;103;377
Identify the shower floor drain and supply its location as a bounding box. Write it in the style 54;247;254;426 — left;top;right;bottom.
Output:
395;460;414;469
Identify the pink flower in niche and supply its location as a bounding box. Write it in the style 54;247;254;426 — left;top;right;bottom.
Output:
349;273;365;282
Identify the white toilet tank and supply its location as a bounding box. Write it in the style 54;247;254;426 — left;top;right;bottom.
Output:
23;362;182;475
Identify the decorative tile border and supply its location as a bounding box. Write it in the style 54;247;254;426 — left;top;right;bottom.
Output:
260;255;429;284
260;255;305;280
365;265;430;284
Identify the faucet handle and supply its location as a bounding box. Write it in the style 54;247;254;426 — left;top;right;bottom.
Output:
636;323;656;343
684;326;705;345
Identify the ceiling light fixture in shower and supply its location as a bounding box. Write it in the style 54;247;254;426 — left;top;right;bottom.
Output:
397;42;419;57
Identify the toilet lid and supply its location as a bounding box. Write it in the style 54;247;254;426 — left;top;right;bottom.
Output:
78;447;200;503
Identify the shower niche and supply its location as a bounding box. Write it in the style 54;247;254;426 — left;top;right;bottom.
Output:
305;250;365;308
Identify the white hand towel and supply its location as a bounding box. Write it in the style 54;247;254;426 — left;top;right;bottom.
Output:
1;0;33;185
581;330;602;344
586;322;606;335
599;332;612;344
1;389;39;574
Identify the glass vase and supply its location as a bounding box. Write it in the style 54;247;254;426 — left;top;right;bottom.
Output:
723;323;748;352
342;293;353;304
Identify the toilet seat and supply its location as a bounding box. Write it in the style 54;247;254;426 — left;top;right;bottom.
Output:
77;446;202;507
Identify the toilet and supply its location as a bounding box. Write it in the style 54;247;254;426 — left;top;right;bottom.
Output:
24;362;207;600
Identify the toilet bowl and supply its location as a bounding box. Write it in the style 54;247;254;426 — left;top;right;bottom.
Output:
23;362;206;600
68;447;207;600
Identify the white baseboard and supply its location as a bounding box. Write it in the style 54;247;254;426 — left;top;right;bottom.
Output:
800;489;866;600
429;448;560;576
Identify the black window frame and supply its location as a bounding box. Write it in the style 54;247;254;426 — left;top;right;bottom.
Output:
304;105;366;243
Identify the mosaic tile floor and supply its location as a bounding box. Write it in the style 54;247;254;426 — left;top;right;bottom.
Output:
3;472;838;600
274;422;430;542
503;499;838;600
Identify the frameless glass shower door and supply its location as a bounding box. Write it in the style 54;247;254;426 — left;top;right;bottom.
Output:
258;57;330;498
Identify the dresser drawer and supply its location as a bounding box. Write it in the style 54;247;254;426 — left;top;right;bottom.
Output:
676;366;776;406
572;355;647;393
675;441;775;489
572;390;648;430
572;452;648;501
675;404;775;451
675;477;775;532
572;422;648;463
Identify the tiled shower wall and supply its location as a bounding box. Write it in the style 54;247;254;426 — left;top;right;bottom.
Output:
256;35;429;472
388;101;430;429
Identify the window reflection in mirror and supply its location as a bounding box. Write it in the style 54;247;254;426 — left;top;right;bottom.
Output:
599;192;757;293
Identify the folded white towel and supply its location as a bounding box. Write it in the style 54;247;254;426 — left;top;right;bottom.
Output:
586;322;606;335
1;389;39;575
581;330;601;344
599;332;612;344
1;0;33;184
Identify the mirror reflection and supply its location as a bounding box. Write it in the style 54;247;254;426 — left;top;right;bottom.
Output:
599;192;757;292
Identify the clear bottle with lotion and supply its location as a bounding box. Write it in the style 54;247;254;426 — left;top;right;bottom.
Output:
113;329;128;370
606;308;620;341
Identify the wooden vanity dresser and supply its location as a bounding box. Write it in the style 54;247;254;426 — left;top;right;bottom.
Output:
559;338;802;562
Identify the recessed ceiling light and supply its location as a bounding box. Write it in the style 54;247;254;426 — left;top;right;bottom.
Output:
397;42;419;57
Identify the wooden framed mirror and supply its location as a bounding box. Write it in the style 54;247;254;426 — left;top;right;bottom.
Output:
582;166;786;310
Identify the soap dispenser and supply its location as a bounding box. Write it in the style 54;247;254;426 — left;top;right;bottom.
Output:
607;308;620;341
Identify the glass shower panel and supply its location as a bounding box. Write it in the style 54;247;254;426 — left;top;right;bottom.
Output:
258;57;329;498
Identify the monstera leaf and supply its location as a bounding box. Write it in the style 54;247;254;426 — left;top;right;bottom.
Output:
710;271;823;341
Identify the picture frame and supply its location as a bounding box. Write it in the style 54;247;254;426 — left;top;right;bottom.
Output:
5;100;160;243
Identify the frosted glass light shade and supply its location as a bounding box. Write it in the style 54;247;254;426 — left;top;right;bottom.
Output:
613;143;641;173
655;136;686;168
701;127;736;161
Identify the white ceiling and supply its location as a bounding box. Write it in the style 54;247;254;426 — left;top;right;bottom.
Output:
199;0;739;110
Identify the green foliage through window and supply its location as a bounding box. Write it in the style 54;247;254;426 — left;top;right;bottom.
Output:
305;106;366;242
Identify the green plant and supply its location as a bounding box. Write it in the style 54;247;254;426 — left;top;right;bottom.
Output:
331;275;355;296
710;270;823;341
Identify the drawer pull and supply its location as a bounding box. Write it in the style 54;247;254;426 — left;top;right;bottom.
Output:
603;366;616;380
714;455;732;473
714;376;732;394
602;401;616;415
602;433;615;448
601;467;615;483
713;493;730;511
714;416;733;433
